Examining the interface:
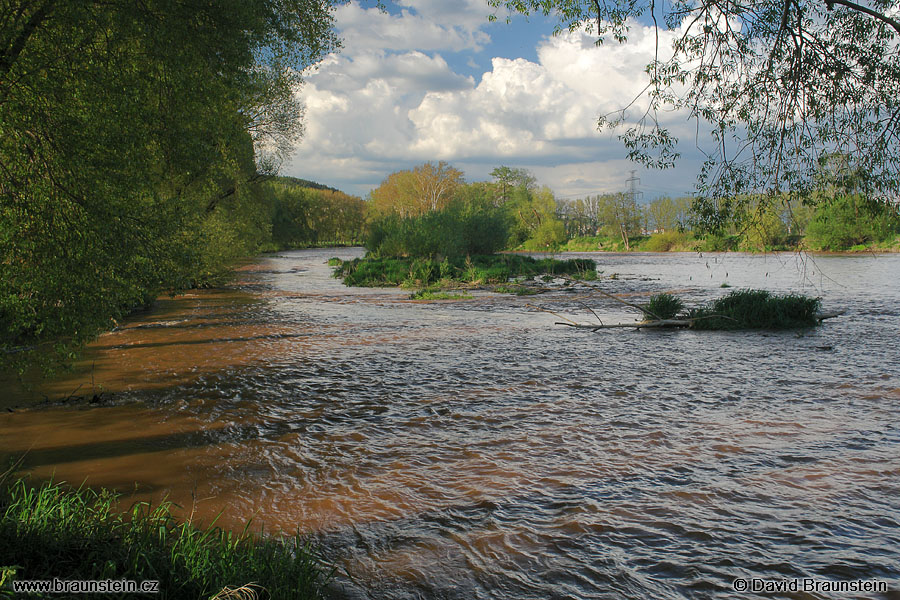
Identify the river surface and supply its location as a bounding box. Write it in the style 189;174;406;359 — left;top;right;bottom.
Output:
2;249;899;599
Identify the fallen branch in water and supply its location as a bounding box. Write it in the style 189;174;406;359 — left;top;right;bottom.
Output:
556;319;693;330
555;311;843;331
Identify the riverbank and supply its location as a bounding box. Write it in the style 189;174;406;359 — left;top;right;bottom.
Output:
0;475;330;599
547;232;900;253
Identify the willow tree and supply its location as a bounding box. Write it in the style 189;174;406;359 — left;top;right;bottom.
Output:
0;0;338;364
487;0;900;229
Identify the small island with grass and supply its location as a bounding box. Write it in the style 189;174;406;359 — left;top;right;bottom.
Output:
555;289;840;331
328;185;598;295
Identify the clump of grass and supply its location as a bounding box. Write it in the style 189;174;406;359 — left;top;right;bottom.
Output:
0;477;330;600
492;285;539;296
326;257;342;267
689;289;821;330
408;289;472;300
644;293;684;320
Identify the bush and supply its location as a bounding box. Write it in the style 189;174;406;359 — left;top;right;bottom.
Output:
408;289;472;300
696;234;740;252
366;201;510;258
689;289;821;330
645;231;689;252
805;195;899;250
645;293;684;319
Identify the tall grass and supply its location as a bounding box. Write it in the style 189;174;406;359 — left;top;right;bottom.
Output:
0;476;330;599
689;289;821;330
644;294;684;319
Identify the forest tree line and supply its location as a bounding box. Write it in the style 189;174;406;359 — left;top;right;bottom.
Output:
348;161;900;259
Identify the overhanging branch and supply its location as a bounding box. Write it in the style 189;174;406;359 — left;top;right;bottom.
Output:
824;0;900;34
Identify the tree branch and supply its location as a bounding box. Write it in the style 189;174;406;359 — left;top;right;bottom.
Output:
825;0;900;34
591;0;603;32
0;0;56;77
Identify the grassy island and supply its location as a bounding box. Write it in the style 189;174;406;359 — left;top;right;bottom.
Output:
332;254;597;288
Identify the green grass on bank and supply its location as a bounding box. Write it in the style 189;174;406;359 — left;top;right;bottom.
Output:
0;477;330;600
547;231;900;254
331;254;597;288
408;289;473;300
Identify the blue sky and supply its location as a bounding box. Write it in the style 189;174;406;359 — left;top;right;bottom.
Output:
284;0;705;200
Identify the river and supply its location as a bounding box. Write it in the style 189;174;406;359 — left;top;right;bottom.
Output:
2;249;899;599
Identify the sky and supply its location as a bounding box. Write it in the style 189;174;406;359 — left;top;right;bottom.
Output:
283;0;706;201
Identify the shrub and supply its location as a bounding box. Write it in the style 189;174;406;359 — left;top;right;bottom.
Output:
805;195;899;250
645;231;689;252
366;201;510;258
697;234;740;252
644;293;684;319
689;289;821;330
409;289;472;300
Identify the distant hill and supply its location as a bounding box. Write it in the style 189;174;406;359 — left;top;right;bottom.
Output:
271;175;341;193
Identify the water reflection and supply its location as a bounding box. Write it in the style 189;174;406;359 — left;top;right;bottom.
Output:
2;249;899;599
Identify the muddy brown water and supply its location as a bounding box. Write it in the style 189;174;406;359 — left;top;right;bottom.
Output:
2;249;899;599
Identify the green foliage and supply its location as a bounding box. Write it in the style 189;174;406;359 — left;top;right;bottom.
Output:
696;234;741;252
365;198;510;258
644;196;693;233
334;255;596;288
0;0;338;370
0;477;329;599
805;195;900;250
489;0;900;221
408;289;472;300
268;182;366;249
738;198;790;251
521;219;567;250
597;192;642;250
644;231;691;252
492;285;539;295
644;294;684;320
689;289;821;330
560;236;605;251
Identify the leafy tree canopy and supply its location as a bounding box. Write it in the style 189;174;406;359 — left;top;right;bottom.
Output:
0;0;340;364
370;161;465;217
487;0;900;229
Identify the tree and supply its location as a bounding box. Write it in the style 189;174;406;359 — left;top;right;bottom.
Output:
506;185;566;248
740;196;790;250
0;0;338;362
415;161;465;212
488;0;900;228
598;192;642;250
805;194;900;249
646;197;679;233
370;162;464;217
490;166;537;206
558;195;603;237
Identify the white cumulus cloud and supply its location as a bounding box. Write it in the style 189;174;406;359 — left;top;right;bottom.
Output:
287;2;699;198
